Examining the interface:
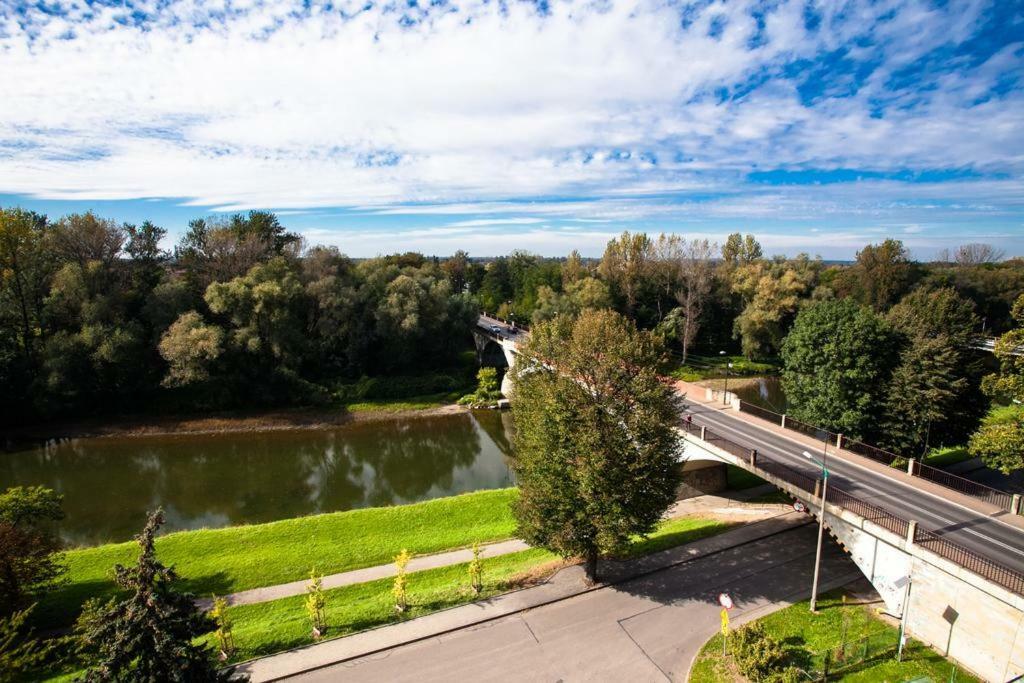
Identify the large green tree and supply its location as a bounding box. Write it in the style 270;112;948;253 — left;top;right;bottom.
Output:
781;299;896;440
0;486;65;617
511;309;682;581
880;287;981;454
969;293;1024;472
79;509;245;682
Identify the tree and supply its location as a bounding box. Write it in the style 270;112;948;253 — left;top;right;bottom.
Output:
79;509;245;682
511;309;682;581
157;312;225;387
969;410;1024;475
732;256;819;358
838;239;915;311
0;606;53;678
720;233;762;270
781;299;896;440
673;237;715;363
955;243;1005;265
440;250;472;294
0;486;65;617
880;287;981;453
531;277;610;324
598;231;653;318
467;542;483;595
459;367;502;407
969;293;1024;472
392;549;411;613
562;250;585;284
304;570;326;638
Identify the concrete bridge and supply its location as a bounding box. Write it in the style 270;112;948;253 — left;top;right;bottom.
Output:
473;314;526;396
473;314;1024;680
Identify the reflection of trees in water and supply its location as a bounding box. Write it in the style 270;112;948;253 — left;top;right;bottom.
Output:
472;410;515;456
0;414;504;546
347;415;482;507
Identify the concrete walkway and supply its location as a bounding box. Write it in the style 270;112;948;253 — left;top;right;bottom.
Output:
202;490;790;610
235;511;820;681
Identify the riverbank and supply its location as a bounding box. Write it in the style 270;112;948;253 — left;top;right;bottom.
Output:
4;395;468;442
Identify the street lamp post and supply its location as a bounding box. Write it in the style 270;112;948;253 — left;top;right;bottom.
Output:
803;448;829;613
719;351;730;405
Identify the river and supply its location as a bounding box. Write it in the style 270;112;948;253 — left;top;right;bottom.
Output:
0;410;516;548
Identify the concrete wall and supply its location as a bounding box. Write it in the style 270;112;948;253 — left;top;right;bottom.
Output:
676;460;727;500
679;431;1024;682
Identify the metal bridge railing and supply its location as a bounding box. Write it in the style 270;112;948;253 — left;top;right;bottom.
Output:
685;417;1024;598
736;400;1017;515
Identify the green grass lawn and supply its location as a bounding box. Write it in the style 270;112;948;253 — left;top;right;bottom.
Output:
670;354;779;382
690;591;978;683
726;464;767;490
922;446;971;468
214;547;559;663
44;514;742;679
344;390;465;412
38;488;519;630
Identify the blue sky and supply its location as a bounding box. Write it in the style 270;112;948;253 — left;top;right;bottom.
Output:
1;0;1022;259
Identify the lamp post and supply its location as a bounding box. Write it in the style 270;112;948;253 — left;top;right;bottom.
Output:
803;448;829;613
895;575;913;662
719;351;730;405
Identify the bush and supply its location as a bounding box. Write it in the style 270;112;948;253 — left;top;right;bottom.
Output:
732;622;789;682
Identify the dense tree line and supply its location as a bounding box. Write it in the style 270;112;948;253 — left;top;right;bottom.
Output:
0;208;476;427
3;204;1022;443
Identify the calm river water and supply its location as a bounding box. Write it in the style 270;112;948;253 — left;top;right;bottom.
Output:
0;411;515;547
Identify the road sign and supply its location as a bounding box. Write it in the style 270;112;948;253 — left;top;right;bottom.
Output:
720;608;730;636
718;593;733;609
793;500;807;513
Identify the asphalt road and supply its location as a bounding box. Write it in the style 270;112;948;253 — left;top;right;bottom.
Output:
288;524;857;683
680;400;1024;575
478;314;1024;576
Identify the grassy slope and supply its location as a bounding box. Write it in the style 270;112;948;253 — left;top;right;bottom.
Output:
218;516;737;663
690;591;978;683
40;488;519;628
47;515;740;679
218;548;558;662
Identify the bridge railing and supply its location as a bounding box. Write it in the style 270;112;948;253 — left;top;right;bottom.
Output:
914;527;1024;597
736;400;1017;515
686;417;1024;597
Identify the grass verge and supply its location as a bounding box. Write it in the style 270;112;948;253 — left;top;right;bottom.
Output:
690;590;978;683
39;488;519;629
214;547;559;663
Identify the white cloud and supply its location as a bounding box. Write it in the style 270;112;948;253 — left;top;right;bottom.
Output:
0;0;1020;250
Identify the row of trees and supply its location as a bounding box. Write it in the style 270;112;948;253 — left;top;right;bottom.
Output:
0;208;476;425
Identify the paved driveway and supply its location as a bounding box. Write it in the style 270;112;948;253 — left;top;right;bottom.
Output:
290;525;859;682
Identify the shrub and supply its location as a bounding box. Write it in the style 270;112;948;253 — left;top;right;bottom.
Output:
467;542;483;595
732;622;789;682
304;570;326;638
393;549;411;613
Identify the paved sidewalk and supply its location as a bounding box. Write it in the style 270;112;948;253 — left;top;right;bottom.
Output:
201;490;789;610
235;511;811;681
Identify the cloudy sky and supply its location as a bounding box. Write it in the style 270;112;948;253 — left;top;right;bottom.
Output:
1;0;1022;258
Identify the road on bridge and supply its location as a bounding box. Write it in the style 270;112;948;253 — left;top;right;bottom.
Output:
477;314;1024;580
681;399;1024;576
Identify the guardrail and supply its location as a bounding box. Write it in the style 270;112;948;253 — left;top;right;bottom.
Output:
682;415;1024;598
736;400;1017;515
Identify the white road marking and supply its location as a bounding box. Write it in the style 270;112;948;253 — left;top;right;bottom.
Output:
685;405;1024;561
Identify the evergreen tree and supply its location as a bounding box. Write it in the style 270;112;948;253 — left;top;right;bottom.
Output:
80;509;245;682
511;309;682;581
